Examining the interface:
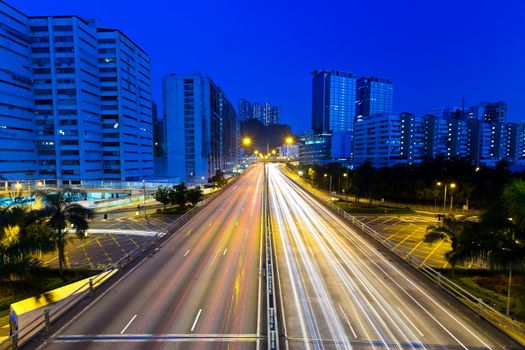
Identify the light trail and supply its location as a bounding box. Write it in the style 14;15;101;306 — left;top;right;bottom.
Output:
267;164;504;349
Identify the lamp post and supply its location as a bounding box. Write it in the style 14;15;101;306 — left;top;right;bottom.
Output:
324;173;332;193
435;182;442;212
449;183;456;211
441;182;456;212
338;173;347;194
142;179;147;219
27;180;32;209
308;168;314;187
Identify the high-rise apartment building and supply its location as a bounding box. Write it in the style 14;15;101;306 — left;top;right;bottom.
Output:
311;70;356;134
270;106;280;125
161;73;238;183
238;98;280;125
484;101;507;124
0;2;36;180
238;98;252;121
0;1;153;181
356;76;393;117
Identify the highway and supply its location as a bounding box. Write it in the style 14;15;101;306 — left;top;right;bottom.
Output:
34;163;265;349
267;164;520;350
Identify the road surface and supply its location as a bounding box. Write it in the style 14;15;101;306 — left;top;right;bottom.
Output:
34;163;264;349
267;164;520;350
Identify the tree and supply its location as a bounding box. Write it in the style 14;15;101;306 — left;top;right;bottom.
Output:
169;183;188;208
424;215;469;268
0;206;53;272
210;170;227;189
187;187;203;206
503;179;525;233
32;191;93;273
154;186;171;210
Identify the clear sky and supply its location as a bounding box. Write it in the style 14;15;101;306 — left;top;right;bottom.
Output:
17;0;525;133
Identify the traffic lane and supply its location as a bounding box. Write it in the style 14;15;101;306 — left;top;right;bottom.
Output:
38;165;263;348
289;175;515;348
270;166;519;349
38;339;257;350
295;190;506;348
291;172;520;349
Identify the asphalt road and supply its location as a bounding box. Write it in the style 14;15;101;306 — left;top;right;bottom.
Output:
34;163;264;349
267;164;520;350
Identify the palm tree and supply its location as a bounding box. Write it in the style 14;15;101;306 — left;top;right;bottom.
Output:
0;206;54;275
424;215;469;268
33;191;93;273
503;179;525;233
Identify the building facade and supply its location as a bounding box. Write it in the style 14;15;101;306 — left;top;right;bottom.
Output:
0;1;153;181
311;70;356;134
162;73;238;183
356;76;393;117
0;1;36;179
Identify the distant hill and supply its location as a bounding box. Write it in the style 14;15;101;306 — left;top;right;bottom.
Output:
240;118;293;153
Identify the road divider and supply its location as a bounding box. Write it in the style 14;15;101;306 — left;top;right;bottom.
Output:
263;164;281;350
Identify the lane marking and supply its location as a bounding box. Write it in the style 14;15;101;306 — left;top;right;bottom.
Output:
184;250;190;257
338;305;357;338
191;309;202;332
223;248;227;256
120;314;137;334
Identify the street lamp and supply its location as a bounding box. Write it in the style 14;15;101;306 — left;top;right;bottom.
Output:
324;173;332;192
449;183;456;211
285;137;294;145
142;179;147;219
435;182;442;212
298;170;303;177
271;149;276;155
441;182;456;212
338;173;347;194
308;168;315;187
242;137;252;147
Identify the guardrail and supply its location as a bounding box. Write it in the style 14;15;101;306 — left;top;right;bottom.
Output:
285;170;525;347
0;177;240;350
264;165;280;350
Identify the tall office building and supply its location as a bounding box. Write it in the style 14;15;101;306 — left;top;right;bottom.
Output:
0;1;154;181
238;98;252;121
0;2;36;179
311;70;356;134
162;73;238;183
356;76;393;117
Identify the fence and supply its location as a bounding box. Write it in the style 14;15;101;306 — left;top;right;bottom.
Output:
287;172;525;347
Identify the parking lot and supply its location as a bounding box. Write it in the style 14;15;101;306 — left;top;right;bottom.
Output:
37;214;176;270
354;214;482;269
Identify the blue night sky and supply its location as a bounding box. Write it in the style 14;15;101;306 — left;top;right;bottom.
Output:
17;0;525;133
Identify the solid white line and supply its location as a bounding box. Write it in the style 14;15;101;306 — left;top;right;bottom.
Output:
223;248;227;256
184;249;190;257
191;309;202;332
338;305;357;338
120;314;137;334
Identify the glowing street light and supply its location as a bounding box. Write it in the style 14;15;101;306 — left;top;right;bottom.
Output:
271;149;276;155
285;137;294;145
254;150;259;155
242;137;252;146
298;170;303;177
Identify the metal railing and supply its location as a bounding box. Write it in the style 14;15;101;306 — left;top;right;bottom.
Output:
286;171;525;347
264;165;280;350
0;177;240;350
